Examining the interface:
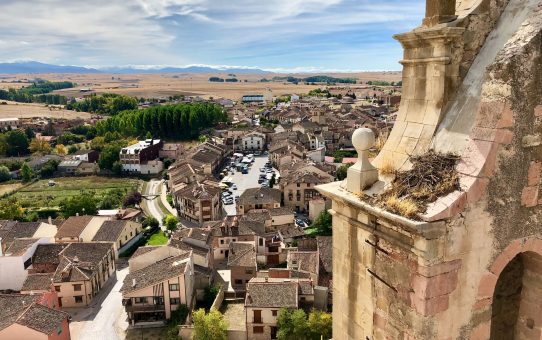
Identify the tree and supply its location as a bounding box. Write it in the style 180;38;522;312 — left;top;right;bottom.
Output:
163;214;178;231
0;166;11;182
56;144;67;155
5;130;29;156
277;308;309;340
29;138;52;155
307;310;332;340
60;192;98;217
39;159;59;178
309;210;333;236
142;216;159;233
269;173;276;188
111;161;123;175
0;197;24;220
98;144;121;170
24;127;35;139
336;163;354;181
123;191;142;207
192;308;228;340
20;163;34;182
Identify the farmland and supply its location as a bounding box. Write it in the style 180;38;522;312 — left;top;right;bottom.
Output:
0;100;91;119
7;176;140;209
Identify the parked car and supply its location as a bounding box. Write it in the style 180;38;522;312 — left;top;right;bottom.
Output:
232;184;237;190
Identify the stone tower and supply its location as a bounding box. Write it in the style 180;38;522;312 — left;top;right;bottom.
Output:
317;0;542;339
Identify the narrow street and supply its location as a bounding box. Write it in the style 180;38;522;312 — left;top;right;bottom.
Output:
143;179;165;229
68;266;130;340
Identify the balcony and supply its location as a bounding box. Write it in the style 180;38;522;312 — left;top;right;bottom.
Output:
125;303;166;312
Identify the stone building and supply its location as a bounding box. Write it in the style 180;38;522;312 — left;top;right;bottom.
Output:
317;1;542;339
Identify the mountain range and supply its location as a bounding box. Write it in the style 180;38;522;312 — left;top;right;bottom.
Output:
0;61;269;74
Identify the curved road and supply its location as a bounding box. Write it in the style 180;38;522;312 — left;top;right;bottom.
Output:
144;179;165;229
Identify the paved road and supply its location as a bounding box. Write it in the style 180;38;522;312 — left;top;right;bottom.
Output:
223;155;278;216
144;179;165;229
69;267;130;340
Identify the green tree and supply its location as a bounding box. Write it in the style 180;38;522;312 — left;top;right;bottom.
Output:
5;130;29;156
60;192;98;217
0;198;24;220
269;173;276;188
39;159;59;178
98;144;122;170
20;163;34;183
111;161;123;175
308;310;332;340
0;166;11;182
336;163;353;181
29;138;52;155
142;216;159;232
277;308;309;340
192;308;228;340
309;210;333;236
0;134;7;156
163;214;179;231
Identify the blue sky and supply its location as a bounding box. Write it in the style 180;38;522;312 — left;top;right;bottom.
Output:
0;0;425;72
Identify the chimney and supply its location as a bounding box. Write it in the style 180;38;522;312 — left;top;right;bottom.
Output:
132;278;136;287
48;216;52;225
76;212;79;216
0;237;3;256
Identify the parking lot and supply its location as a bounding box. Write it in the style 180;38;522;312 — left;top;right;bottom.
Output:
222;155;279;216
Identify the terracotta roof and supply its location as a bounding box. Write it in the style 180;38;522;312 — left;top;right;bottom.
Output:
227;242;256;267
0;294;68;334
53;256;93;283
277;225;305;239
239;188;281;206
55;215;93;239
92;220;128;242
175;181;221;201
245;279;298;308
0;222;41;245
121;254;191;294
130;245;159;259
21;273;54;291
169;239;209;257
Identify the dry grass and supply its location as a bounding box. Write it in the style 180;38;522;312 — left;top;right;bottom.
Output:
382;194;419;219
377;150;460;219
0;72;401;101
378;155;396;175
0;100;91;119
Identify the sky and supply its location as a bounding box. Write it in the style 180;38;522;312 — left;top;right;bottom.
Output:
0;0;425;72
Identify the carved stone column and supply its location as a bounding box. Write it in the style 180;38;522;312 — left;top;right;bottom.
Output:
424;0;457;26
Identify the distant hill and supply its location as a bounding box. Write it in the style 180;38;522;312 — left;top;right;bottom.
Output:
0;61;100;74
0;61;270;74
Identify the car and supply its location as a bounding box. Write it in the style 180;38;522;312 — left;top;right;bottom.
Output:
232;184;237;190
241;169;249;174
223;200;234;205
258;178;264;184
235;195;240;202
260;168;265;172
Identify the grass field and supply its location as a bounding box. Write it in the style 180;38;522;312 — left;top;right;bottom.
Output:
0;100;91;119
146;230;168;245
9;176;140;209
0;182;24;196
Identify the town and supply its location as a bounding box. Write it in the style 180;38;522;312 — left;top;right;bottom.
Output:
0;77;399;339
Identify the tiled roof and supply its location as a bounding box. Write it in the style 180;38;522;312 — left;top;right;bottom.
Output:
269;207;294;216
317;236;332;274
169;239;209;257
0;222;41;245
4;238;40;256
227;242;256;267
175;181;221;201
277;225;305;239
245;279;298;308
33;244;66;265
288;251;318;275
121;254;191;294
92;220;127;242
0;294;68;334
130;245;159;259
239;188;281;206
55;215;93;238
21;273;54;291
59;242;113;265
53;256;93;283
188;228;211;242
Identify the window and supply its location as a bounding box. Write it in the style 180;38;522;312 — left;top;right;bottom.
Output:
300;297;306;302
272;310;278;316
297;183;300;187
74;296;83;303
135;297;147;304
232;238;236;242
169;284;179;291
253;310;262;323
253;326;264;334
220;240;224;244
235;279;243;285
54;286;60;292
170;298;180;305
73;284;82;291
259;238;264;246
245;269;254;275
220;250;223;254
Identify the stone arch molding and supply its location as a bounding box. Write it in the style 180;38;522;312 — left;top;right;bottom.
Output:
471;237;542;339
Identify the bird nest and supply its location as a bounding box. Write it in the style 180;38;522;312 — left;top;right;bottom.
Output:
378;150;461;219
